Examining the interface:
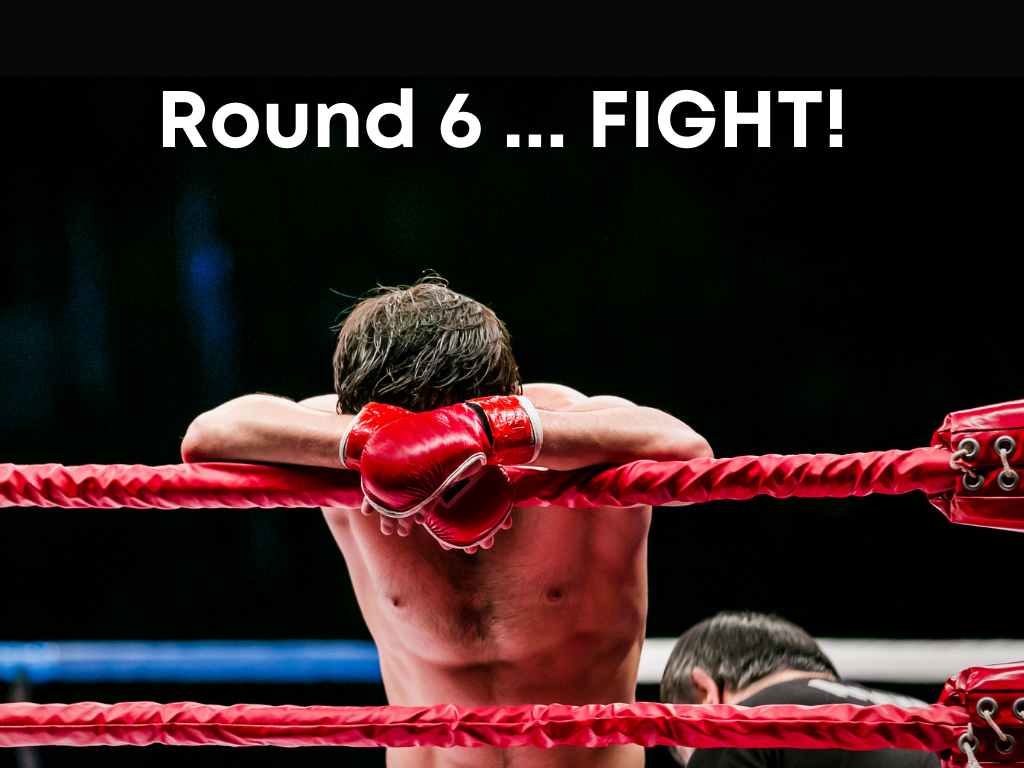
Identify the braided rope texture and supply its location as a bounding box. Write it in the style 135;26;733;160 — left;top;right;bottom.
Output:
0;700;967;749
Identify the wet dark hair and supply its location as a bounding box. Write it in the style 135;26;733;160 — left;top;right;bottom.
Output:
660;611;838;705
333;279;520;414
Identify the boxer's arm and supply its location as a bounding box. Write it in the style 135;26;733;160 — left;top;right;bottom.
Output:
523;383;712;471
181;393;351;468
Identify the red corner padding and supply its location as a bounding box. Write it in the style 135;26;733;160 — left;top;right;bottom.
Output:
929;400;1024;531
0;700;966;749
939;661;1024;768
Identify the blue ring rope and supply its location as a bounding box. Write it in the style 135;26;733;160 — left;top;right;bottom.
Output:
0;641;382;685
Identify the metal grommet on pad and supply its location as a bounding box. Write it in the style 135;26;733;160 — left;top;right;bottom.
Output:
963;471;985;491
995;435;1017;457
1014;697;1024;721
998;468;1020;491
959;437;981;460
977;697;999;718
995;734;1016;754
959;732;981;754
992;434;1020;491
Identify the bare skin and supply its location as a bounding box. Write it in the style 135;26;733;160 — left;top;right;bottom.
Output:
182;383;712;767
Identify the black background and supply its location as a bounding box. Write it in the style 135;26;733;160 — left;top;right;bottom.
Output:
1;78;1021;766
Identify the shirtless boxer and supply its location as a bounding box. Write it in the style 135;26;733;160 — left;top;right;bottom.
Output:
181;281;713;768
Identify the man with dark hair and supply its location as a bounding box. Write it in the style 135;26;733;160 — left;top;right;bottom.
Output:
182;280;713;768
332;281;521;415
661;611;939;768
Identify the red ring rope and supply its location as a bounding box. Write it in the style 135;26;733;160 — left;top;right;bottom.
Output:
0;700;967;749
0;448;955;511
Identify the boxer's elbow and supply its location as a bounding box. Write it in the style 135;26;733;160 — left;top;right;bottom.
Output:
687;434;714;460
660;430;714;461
181;412;226;462
638;407;713;461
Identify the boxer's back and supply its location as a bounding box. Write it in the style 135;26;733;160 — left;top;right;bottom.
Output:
323;498;650;767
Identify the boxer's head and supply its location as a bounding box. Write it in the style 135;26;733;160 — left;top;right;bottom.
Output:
333;279;520;414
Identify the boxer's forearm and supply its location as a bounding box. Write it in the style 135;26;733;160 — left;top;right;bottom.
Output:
181;394;351;468
535;406;712;471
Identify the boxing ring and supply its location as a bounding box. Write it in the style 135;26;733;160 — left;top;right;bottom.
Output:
2;400;1023;765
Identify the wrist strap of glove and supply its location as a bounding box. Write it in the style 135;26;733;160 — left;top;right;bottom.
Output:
467;395;543;465
339;402;412;471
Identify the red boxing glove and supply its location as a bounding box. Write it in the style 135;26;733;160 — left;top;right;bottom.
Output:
338;402;412;472
360;395;543;519
420;465;515;550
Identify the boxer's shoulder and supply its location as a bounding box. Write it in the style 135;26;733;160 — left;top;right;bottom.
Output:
296;394;342;413
523;383;636;413
522;382;589;410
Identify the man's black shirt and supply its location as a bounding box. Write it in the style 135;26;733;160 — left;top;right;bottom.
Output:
686;678;940;768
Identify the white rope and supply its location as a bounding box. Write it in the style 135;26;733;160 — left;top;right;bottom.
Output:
980;709;1010;743
950;447;978;479
637;638;1024;684
963;724;982;768
998;447;1013;479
